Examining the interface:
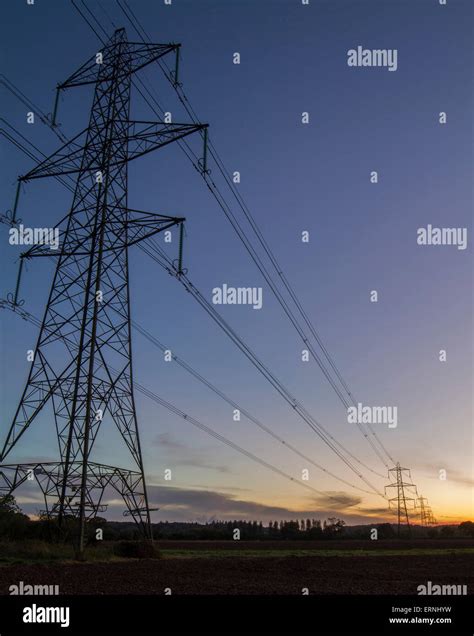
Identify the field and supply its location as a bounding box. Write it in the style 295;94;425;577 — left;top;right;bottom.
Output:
0;539;473;595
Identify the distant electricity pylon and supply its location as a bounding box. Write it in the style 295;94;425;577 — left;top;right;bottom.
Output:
385;463;417;537
415;495;436;527
425;505;437;526
416;495;430;526
0;28;207;556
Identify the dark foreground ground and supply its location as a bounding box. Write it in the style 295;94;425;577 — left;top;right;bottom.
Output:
0;540;472;595
149;538;473;551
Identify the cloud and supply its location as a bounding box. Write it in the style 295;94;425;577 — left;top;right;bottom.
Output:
169;458;230;473
111;485;389;524
192;484;251;493
360;507;391;515
152;432;187;451
16;495;44;505
310;492;362;510
444;473;474;488
420;462;473;488
150;433;231;474
11;481;391;524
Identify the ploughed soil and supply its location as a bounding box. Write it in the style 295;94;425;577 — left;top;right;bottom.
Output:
150;538;473;551
0;540;472;595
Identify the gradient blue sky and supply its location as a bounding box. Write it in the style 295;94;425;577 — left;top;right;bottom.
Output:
0;0;472;524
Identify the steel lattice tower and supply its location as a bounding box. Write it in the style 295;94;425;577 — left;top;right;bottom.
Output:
0;28;206;555
385;463;417;537
416;496;429;527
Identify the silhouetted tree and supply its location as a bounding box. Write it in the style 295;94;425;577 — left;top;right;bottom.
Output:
0;495;21;515
0;495;30;539
323;517;345;538
459;521;474;538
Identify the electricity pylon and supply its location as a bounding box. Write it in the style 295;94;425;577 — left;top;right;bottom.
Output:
425;507;436;526
0;28;207;556
385;463;417;537
416;495;429;526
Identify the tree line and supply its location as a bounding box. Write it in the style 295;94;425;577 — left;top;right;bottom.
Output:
2;496;474;541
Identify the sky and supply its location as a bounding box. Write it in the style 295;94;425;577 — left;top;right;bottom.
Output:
0;0;472;526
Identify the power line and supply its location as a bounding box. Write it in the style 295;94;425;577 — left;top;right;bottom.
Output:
114;0;393;470
0;75;68;143
6;9;391;502
105;7;392;484
69;0;390;488
0;298;369;511
0;128;376;497
1;8;435;531
1;124;386;499
71;0;106;44
131;321;375;496
139;238;387;497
